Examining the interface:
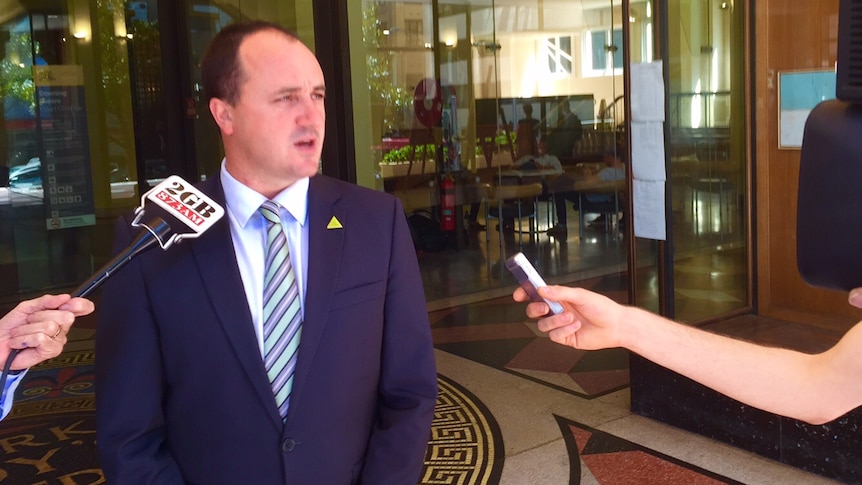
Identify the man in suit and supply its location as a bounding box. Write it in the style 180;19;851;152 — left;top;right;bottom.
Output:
96;21;437;484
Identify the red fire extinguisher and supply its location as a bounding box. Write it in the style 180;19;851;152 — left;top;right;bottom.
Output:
440;175;456;232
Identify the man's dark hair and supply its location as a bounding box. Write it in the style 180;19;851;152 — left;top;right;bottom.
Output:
200;21;300;105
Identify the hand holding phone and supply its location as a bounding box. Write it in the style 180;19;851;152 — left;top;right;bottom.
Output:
505;252;564;315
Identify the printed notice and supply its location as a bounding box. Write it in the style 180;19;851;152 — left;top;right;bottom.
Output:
631;122;666;181
633;179;666;241
631;61;665;122
630;61;668;240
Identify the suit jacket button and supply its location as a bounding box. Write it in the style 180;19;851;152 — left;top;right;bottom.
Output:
282;439;296;452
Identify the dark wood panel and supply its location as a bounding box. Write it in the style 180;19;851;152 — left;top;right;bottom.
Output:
755;0;857;328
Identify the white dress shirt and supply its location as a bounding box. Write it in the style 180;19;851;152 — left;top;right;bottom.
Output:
220;161;309;356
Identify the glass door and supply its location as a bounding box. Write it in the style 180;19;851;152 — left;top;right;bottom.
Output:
665;0;750;322
0;1;140;299
352;1;650;306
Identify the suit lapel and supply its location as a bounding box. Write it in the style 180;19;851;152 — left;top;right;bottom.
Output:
286;175;345;421
192;176;285;428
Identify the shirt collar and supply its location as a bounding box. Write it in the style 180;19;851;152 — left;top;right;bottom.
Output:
220;160;310;227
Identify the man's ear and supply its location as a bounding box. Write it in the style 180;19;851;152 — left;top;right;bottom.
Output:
209;98;234;135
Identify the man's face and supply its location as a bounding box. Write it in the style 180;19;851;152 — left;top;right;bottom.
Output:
215;30;326;196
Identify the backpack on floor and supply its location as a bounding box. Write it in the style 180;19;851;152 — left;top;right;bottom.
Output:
407;210;447;252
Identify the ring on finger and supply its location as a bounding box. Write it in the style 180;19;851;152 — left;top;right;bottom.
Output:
50;327;62;340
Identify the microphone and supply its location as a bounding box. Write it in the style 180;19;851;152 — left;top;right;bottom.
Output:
0;175;225;394
72;175;225;298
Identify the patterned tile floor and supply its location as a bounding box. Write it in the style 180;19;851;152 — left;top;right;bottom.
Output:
433;324;839;484
428;270;840;484
558;415;745;484
430;279;629;400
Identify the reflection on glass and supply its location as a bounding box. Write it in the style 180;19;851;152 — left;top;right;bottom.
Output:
666;0;748;322
126;5;169;186
359;1;648;306
1;4;140;294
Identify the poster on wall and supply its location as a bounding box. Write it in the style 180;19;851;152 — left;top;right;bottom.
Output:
778;69;836;149
33;65;96;229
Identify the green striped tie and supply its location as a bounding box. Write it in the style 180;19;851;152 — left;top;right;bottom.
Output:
259;200;302;419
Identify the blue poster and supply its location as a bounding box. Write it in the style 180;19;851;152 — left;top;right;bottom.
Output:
778;69;836;148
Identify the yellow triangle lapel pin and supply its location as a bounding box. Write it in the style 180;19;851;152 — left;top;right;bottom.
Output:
327;216;343;229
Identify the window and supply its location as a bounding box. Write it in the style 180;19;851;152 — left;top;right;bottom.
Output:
405;19;422;46
584;28;622;76
545;36;572;75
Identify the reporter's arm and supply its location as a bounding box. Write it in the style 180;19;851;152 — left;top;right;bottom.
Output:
617;303;862;425
521;285;862;424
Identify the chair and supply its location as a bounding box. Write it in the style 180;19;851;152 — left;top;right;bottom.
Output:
392;183;435;214
690;161;737;228
574;179;626;239
536;191;556;230
543;169;583;231
485;182;544;248
405;127;440;177
476;124;516;170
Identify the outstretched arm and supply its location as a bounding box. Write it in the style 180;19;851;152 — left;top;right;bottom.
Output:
516;285;862;424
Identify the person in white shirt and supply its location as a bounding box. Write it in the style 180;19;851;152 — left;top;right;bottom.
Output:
0;294;94;420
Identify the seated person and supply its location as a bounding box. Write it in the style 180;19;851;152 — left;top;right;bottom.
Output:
510;153;563;174
547;149;626;238
492;154;564;232
464;154;563;231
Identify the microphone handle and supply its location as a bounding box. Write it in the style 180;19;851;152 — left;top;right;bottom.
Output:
1;217;172;401
72;217;171;297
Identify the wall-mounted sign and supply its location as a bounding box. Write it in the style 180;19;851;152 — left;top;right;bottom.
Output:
778;69;836;149
33;65;96;229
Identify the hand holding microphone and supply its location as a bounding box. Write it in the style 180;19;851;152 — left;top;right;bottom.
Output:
0;294;94;371
0;176;224;395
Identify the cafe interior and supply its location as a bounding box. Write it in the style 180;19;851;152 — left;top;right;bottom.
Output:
363;1;746;322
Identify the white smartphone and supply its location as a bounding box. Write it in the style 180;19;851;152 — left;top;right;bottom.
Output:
505;252;564;315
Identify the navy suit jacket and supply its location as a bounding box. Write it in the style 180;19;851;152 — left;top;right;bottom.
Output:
95;174;437;484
